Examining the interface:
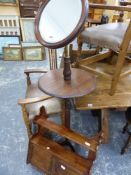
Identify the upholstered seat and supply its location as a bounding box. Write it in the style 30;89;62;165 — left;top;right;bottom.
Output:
80;23;131;52
26;84;62;118
76;21;131;95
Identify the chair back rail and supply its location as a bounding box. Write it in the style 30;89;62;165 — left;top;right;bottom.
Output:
89;3;131;22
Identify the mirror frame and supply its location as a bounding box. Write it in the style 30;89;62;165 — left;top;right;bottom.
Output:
35;0;88;49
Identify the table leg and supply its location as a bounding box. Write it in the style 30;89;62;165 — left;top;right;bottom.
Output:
101;109;109;144
61;98;75;152
63;98;71;129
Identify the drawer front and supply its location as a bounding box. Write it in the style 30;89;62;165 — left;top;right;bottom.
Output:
29;143;52;173
52;159;82;175
20;8;38;17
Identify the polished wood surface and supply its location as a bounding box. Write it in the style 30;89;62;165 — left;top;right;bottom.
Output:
38;68;96;98
74;74;131;144
35;118;98;152
26;108;101;175
28;135;93;175
24;68;48;74
75;75;131;110
89;3;131;12
26;106;101;175
18;95;52;105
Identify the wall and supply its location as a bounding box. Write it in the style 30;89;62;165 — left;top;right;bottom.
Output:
128;12;131;18
0;6;19;16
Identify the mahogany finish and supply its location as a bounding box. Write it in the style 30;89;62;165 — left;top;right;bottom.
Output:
35;118;99;152
28;135;94;175
35;0;88;49
25;1;100;174
38;68;96;99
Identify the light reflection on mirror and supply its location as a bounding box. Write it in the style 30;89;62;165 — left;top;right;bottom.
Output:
39;0;82;43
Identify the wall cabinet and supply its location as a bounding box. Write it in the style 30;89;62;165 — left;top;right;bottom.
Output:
19;0;43;17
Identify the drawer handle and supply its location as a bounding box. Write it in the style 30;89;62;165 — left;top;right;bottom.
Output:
85;141;91;147
34;11;37;15
60;165;66;170
46;147;50;150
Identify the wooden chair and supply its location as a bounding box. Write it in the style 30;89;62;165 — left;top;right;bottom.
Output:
18;49;62;138
121;107;131;154
75;4;131;95
70;5;131;144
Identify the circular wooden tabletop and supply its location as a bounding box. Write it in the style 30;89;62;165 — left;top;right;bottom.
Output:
38;68;96;99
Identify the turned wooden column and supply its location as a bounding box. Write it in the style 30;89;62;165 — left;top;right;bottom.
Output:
63;45;71;81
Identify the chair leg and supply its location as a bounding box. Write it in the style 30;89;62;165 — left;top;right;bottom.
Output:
110;53;126;95
122;122;129;133
91;109;101;132
110;21;131;95
91;109;109;144
121;134;131;154
76;36;83;64
21;105;32;138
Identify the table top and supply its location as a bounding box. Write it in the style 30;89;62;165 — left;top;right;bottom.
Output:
38;68;96;99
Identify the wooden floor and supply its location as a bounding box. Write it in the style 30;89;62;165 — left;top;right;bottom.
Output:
75;73;131;110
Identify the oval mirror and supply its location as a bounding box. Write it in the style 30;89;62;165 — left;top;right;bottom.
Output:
35;0;88;49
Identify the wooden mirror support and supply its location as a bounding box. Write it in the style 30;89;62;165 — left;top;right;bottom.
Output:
35;0;88;49
35;0;89;81
27;1;99;174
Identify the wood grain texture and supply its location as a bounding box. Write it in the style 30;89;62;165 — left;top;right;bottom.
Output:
28;135;93;175
18;95;53;105
24;68;48;74
89;3;131;12
110;21;131;95
75;75;131;110
35;118;99;152
38;68;96;98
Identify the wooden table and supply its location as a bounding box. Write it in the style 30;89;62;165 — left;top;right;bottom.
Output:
38;68;96;128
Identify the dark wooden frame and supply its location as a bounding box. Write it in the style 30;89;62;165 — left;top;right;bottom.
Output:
35;0;88;49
